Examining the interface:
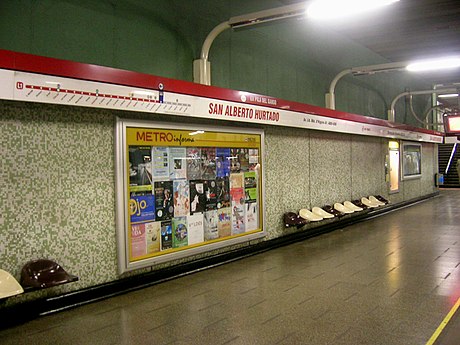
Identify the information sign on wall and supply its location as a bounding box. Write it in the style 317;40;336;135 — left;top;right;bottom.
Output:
115;118;265;273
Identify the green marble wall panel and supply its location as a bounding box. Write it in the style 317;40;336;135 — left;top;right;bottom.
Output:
0;100;439;307
0;100;118;291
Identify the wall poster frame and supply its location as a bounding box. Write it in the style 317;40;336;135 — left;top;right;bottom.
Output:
115;118;265;273
401;142;422;180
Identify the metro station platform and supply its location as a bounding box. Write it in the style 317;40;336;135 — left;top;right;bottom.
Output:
1;190;460;345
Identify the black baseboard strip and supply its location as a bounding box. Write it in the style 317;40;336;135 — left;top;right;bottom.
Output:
0;192;439;329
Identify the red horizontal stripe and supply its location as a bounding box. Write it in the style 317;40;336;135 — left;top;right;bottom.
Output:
0;49;443;137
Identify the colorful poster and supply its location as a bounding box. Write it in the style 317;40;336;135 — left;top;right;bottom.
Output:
204;209;218;241
131;223;147;258
129;146;152;187
146;221;161;254
230;187;245;204
245;188;258;203
249;149;259;171
216;177;231;209
217;207;231;238
230;148;241;173
245;202;258;232
154;181;174;220
173;180;190;217
244;171;257;189
238;148;249;172
190;180;206;215
205;180;217;211
152;147;169;180
216;148;230;178
201;147;216;180
244;172;258;203
229;172;244;189
160;220;172;250
186;147;201;180
129;193;155;223
231;201;246;234
187;213;204;245
229;148;250;173
172;217;188;248
169;147;187;180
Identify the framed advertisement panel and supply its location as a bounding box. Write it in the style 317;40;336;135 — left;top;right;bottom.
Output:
401;142;422;180
115;118;265;273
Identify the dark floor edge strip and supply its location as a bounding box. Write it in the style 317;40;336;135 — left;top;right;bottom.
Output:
0;192;439;329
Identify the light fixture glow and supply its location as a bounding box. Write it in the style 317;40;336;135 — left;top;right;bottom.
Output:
189;130;204;136
307;0;399;20
406;57;460;72
438;93;459;98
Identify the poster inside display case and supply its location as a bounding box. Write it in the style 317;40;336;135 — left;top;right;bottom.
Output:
401;142;422;180
115;118;265;273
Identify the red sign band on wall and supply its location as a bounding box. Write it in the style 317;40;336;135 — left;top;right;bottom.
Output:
0;48;444;143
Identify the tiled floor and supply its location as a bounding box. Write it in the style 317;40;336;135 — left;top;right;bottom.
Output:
1;190;460;345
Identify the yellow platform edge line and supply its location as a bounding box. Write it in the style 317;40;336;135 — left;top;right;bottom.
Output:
426;297;460;345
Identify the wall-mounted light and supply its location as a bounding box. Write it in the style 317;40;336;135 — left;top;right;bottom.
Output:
438;93;459;98
326;57;460;110
388;87;458;122
406;57;460;72
193;3;307;85
194;1;402;86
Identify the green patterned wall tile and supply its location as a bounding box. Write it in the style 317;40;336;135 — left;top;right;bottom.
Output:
0;99;439;307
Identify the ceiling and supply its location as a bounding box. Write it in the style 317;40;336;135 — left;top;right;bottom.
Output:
279;0;460;88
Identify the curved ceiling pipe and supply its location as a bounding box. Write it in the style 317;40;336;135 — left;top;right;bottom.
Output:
325;61;408;110
407;96;444;129
387;88;457;122
325;69;352;109
193;21;231;85
193;3;307;85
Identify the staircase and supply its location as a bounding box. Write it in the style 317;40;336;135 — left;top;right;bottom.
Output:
438;143;460;187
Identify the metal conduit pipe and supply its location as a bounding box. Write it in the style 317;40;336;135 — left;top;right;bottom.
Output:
387;88;458;122
408;96;443;128
325;69;352;110
193;3;306;86
193;21;231;85
325;61;408;110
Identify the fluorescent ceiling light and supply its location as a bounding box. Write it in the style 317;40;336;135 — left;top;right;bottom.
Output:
438;93;459;98
307;0;399;20
406;57;460;72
